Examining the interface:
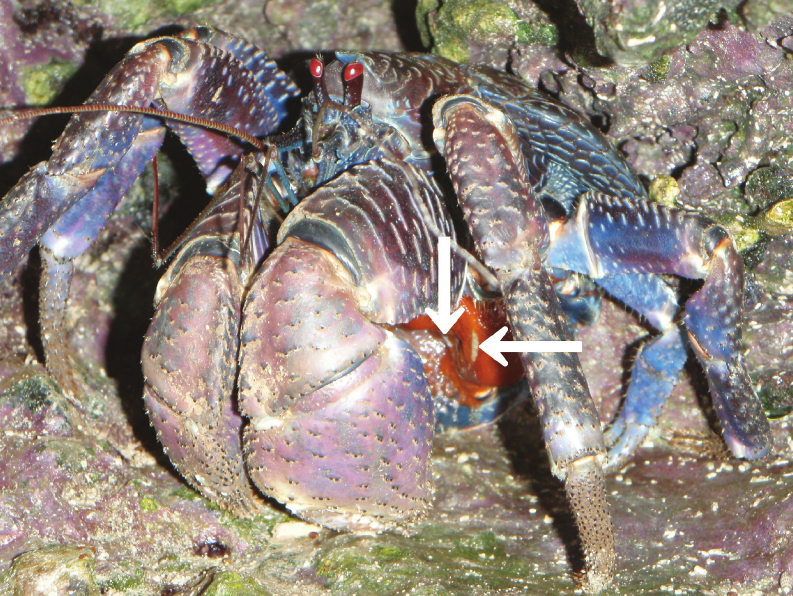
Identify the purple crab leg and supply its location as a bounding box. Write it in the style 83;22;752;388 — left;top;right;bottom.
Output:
595;274;688;470
547;192;772;460
238;160;465;531
0;28;296;397
153;27;298;191
40;120;166;259
38;249;80;398
432;95;614;594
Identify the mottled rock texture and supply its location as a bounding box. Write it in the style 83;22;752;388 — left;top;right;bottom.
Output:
1;0;792;594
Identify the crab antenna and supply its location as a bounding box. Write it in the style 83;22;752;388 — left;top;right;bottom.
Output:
343;62;364;107
0;104;268;153
151;155;162;263
309;57;328;104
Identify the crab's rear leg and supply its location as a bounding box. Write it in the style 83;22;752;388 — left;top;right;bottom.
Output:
547;192;772;461
432;95;615;593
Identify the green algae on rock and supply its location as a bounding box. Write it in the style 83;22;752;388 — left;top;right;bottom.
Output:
19;59;80;106
417;0;557;64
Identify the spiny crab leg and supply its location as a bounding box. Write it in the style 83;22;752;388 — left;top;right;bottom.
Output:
432;95;615;593
0;27;297;398
546;190;772;462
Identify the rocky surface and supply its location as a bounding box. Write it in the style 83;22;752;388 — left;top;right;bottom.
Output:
1;0;792;594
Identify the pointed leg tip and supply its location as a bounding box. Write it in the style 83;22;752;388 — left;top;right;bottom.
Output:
564;455;616;594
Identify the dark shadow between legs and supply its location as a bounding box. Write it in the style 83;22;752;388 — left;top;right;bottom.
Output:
497;398;587;581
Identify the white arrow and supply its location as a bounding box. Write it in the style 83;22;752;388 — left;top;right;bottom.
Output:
479;326;582;366
425;236;465;334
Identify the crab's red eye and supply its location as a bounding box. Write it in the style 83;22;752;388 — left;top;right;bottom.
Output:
310;57;327;103
343;62;364;107
309;57;324;79
343;62;363;82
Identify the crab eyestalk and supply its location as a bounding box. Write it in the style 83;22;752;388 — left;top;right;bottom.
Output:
310;57;328;104
343;62;364;107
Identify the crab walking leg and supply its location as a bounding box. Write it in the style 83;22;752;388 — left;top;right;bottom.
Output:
547;192;772;460
0;28;296;275
0;27;296;393
596;274;688;471
141;161;275;516
238;160;464;531
467;66;648;207
432;95;614;593
39;249;81;399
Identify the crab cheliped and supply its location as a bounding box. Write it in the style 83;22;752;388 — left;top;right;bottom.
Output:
0;28;772;592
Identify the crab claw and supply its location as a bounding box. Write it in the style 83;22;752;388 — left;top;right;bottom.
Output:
238;160;462;531
141;162;275;517
239;238;434;530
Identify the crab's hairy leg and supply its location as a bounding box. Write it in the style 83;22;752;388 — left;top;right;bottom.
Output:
141;160;276;516
33;123;166;395
42;121;167;261
238;160;463;531
180;27;297;122
432;95;614;594
683;233;769;459
38;250;80;398
547;192;772;460
595;274;688;470
150;27;299;191
0;47;169;276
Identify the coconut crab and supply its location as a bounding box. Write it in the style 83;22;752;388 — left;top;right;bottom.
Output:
0;27;772;593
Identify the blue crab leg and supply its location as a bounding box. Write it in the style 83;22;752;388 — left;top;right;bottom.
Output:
596;274;688;470
238;160;465;531
432;95;614;594
547;192;772;460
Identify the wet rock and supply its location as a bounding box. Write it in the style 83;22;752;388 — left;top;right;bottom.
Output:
575;0;734;66
163;568;273;596
0;545;99;596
